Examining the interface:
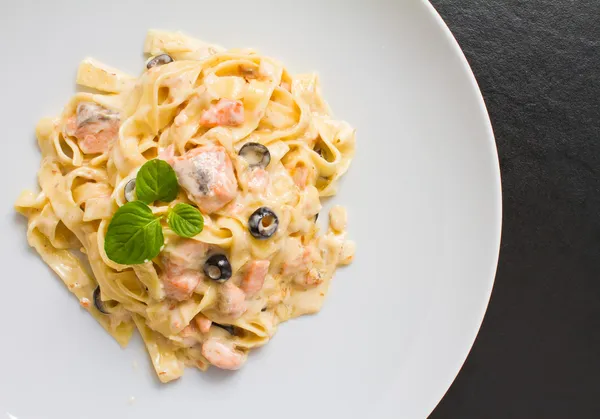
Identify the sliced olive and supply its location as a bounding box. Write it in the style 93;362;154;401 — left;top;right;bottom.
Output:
203;254;232;282
124;179;136;202
261;307;268;312
214;323;235;335
146;54;173;69
248;207;278;239
239;142;271;168
314;213;319;222
93;286;110;315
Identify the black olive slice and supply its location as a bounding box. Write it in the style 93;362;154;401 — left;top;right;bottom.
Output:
239;142;271;168
93;286;110;314
124;179;136;202
203;254;232;282
147;54;174;69
248;207;278;239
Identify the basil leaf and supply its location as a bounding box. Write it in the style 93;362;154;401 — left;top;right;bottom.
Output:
104;201;164;264
167;203;204;238
135;159;179;204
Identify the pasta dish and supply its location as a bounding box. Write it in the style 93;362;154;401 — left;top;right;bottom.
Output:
15;30;355;381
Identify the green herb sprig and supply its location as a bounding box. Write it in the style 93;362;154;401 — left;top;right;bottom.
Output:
135;159;179;203
104;159;204;265
167;203;205;238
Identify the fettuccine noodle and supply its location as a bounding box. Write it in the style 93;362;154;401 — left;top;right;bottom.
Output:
15;30;355;382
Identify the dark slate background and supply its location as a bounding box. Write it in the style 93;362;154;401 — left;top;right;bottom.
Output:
427;1;600;418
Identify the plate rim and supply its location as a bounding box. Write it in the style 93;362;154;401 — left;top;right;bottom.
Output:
421;0;503;415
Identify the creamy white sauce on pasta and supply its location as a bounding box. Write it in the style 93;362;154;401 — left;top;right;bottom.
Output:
15;30;355;382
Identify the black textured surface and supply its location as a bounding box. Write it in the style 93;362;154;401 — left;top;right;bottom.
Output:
428;1;600;418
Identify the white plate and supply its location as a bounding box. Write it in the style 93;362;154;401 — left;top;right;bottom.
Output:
0;0;501;417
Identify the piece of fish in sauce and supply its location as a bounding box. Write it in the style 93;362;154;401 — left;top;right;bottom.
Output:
160;239;211;301
163;239;211;273
172;145;238;214
199;99;244;127
194;314;212;334
161;270;202;301
240;260;270;296
218;282;247;318
201;338;246;370
65;102;120;154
